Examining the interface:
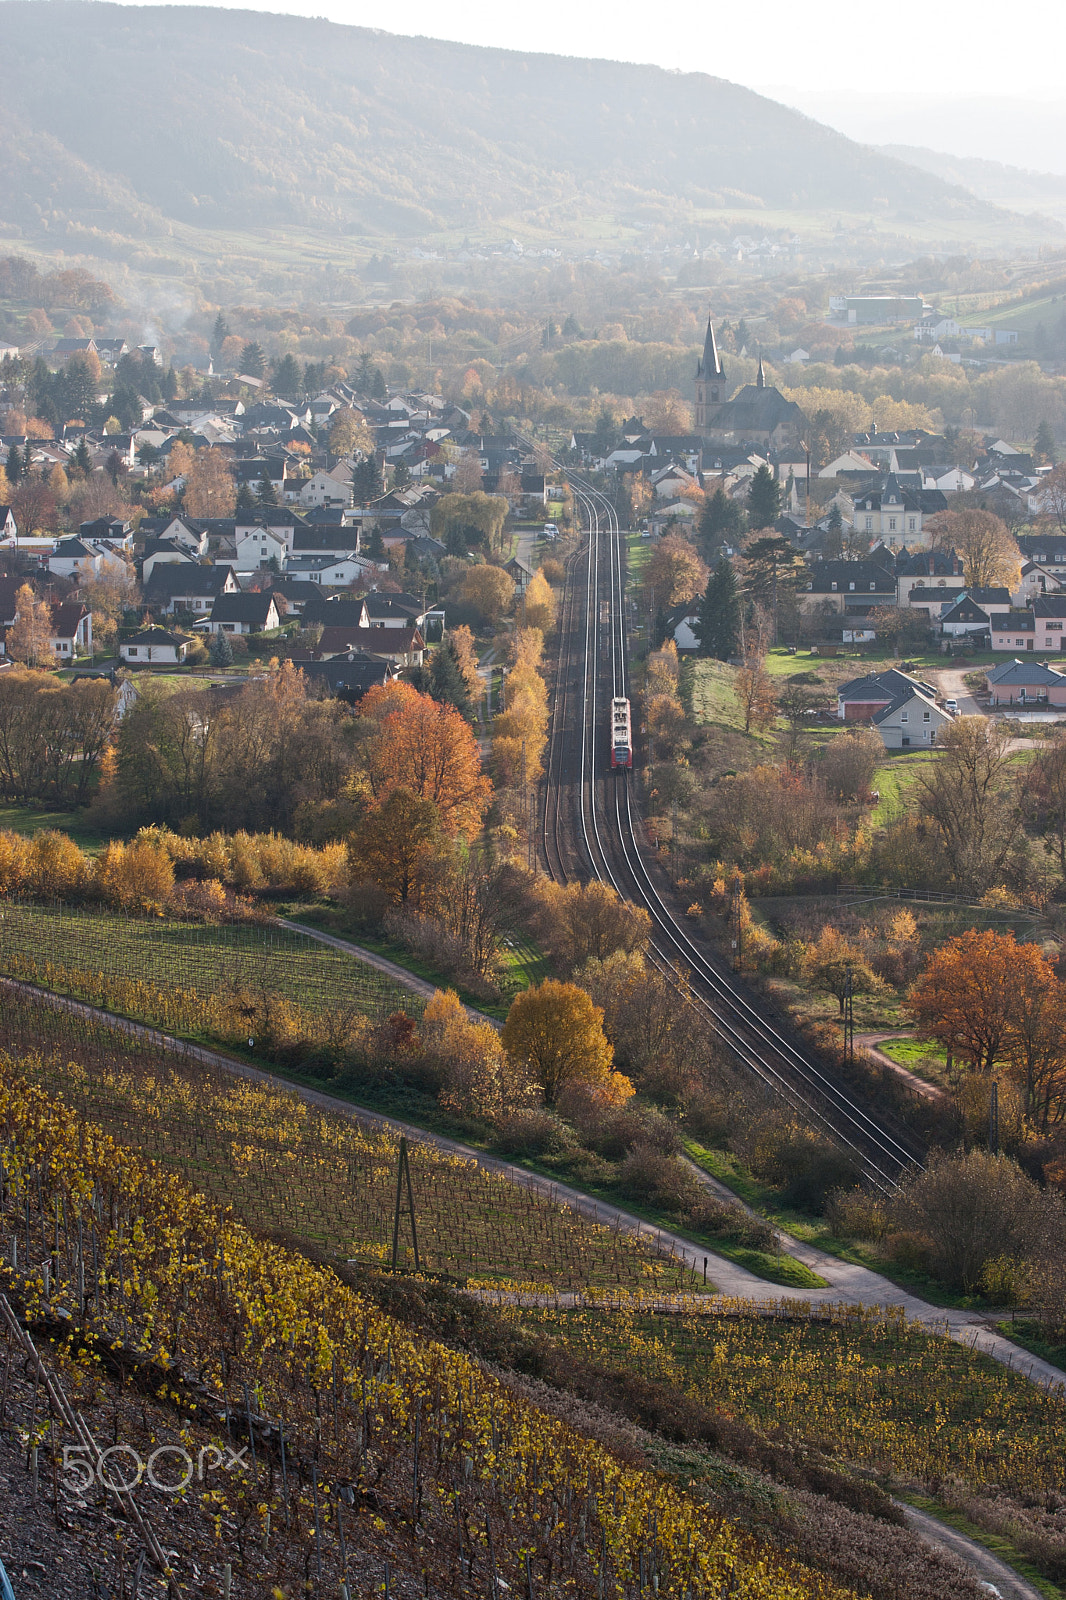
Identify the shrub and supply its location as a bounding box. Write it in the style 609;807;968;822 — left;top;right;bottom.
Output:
491;1108;575;1157
749;1116;863;1213
616;1142;703;1211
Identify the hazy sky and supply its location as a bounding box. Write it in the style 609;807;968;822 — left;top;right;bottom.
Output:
96;0;1066;168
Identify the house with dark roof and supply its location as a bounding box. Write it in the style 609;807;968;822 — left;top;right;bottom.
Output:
990;611;1037;652
206;591;281;635
120;628;192;665
803;560;896;615
852;474;946;549
837;667;936;722
144;564;240;617
939;589;1012;638
49;602;92;659
295;655;396;699
872;685;951;748
664;598;702;652
985;657;1066;706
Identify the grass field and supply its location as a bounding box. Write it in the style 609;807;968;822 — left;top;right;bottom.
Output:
0;800;113;849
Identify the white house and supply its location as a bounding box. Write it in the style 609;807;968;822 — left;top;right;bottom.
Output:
205;592;281;635
300;467;353;509
664;599;702;651
48;538;126;581
234;526;288;571
283;554;372;585
141;540;196;582
120;628;192;665
873;688;950;749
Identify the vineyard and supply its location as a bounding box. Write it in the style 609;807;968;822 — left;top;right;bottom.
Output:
0;898;415;1042
494;1301;1066;1501
0;1050;865;1600
0;989;703;1295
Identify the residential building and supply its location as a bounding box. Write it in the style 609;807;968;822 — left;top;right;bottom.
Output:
986;658;1066;706
49;602;92;659
990;611;1037;651
836;667;937;722
873;687;950;748
206;592;281;635
120;629;192;665
803;560;896;615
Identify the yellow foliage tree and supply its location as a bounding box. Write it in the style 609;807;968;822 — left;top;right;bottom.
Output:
518;570;556;634
501;979;614;1104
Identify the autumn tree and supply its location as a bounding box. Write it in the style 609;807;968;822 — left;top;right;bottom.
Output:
518;570;556;634
501;979;615;1104
6;584;55;668
820;728;882;801
492;627;548;786
360;680;491;835
801;925;878;1014
1026;734;1066;882
916;716;1022;893
927;509;1021;590
643;389;692;433
452;450;485;493
421;988;531;1119
348;787;442;907
455;564;515;629
447;625;481;701
183;447;236;519
643;532;708;611
531;879;651;972
328;409;373;458
431;491;509;554
12;479;58;536
734;655;777;733
907;928;1052;1073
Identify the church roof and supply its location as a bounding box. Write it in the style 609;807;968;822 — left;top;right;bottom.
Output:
706;384;806;437
696;316;725;381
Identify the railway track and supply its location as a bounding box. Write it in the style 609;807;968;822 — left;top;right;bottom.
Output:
535;456;924;1193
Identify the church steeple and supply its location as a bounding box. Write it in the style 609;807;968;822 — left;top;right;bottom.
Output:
696;314;725;381
756;351;766;388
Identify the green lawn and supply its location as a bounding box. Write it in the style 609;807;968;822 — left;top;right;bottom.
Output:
871;748;938;822
0;800;112;850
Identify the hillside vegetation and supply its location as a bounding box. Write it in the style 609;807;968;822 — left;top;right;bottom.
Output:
0;1;1013;248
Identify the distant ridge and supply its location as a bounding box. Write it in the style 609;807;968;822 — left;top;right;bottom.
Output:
0;1;1031;248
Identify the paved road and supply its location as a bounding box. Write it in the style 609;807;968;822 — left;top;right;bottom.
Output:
932;664;983;716
6;976;1063;1393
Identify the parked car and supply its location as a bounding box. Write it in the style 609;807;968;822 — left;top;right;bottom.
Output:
944;697;958;713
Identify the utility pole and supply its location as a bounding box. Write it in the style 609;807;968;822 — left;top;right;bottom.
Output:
729;874;744;974
842;962;854;1067
390;1136;420;1272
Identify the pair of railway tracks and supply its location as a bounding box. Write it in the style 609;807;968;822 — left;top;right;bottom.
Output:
537;466;923;1194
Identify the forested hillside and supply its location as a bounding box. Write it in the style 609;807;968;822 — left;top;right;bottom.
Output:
0;1;1014;243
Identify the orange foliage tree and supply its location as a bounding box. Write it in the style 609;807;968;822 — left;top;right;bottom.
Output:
347;787;442;907
908;928;1057;1075
360;681;491;835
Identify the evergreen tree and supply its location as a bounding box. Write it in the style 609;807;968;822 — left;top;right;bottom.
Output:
303;361;326;393
1035;420;1057;466
72;438;92;477
211;312;230;356
367;526;386;561
353;454;380;505
210;630;234;667
240;342;265;379
747;463;781;530
429;637;473;717
824;501;844;560
22;443;33;478
696;558;741;660
371;367;387;401
162;365;178;402
355;351;373;392
257;469;278;506
6;443;22;485
393;460;412;489
698;485;746;557
272;354;303;397
235;482;257;513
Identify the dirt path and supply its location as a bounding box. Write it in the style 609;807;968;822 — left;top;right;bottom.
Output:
854;1030;944;1100
898;1502;1045;1600
4;977;1063;1391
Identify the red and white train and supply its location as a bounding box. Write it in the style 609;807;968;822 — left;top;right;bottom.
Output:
610;697;632;769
